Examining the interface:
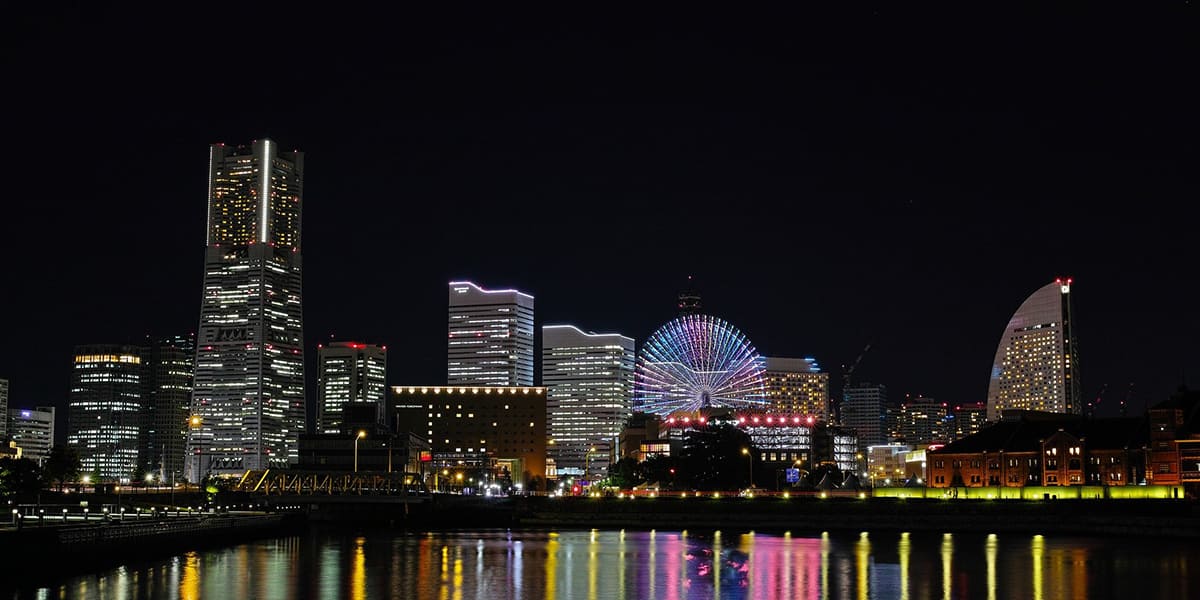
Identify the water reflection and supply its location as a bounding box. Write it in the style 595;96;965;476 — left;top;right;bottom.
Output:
15;528;1200;599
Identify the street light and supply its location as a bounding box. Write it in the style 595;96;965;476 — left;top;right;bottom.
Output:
585;446;597;484
189;415;204;485
742;448;753;488
354;431;367;473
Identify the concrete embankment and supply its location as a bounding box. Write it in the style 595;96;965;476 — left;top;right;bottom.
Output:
508;496;1200;538
0;513;301;578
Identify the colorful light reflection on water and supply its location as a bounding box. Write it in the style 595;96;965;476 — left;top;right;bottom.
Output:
11;528;1200;599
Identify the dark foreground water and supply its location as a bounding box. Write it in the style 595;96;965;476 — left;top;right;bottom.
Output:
8;528;1199;599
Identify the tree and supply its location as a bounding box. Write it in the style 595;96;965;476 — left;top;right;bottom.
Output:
43;445;81;492
0;457;45;500
606;457;642;489
680;424;754;491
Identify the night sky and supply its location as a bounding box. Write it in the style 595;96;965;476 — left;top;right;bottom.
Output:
3;5;1196;438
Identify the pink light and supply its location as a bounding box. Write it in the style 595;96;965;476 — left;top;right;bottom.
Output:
698;416;707;424
806;416;814;424
752;417;760;424
668;418;676;424
682;417;690;423
737;417;745;424
766;416;774;423
793;417;801;424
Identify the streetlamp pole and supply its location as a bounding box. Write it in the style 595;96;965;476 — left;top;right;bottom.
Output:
741;448;753;488
354;431;366;473
189;415;203;488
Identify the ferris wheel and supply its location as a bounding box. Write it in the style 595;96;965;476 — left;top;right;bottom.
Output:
634;314;767;416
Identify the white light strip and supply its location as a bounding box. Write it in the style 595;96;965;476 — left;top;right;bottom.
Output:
542;324;634;342
448;280;535;299
260;139;271;243
206;145;214;246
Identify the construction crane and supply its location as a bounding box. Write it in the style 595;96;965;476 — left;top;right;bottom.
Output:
836;343;872;423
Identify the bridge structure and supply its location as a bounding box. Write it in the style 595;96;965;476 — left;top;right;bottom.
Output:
234;469;431;502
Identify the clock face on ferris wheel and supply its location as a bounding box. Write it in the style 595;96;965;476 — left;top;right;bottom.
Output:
634;314;766;416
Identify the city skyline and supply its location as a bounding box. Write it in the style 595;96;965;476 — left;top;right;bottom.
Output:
2;6;1196;442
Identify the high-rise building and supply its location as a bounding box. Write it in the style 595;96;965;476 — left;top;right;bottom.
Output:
542;325;636;480
8;406;55;466
949;401;988;442
188;139;306;481
841;382;890;449
898;396;949;447
141;334;195;483
0;378;8;440
447;281;534;387
986;278;1080;421
68;345;145;481
762;357;830;421
317;342;388;433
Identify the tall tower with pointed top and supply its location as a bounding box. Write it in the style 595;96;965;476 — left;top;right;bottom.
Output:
677;276;702;316
187;139;306;481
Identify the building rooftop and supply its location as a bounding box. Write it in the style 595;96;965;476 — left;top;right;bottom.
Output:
933;413;1148;454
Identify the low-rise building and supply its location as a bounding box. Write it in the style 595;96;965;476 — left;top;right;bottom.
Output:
928;412;1147;489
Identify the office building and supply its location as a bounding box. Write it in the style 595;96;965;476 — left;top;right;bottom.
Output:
68;345;145;481
898;396;949;446
188;139;306;481
762;357;830;422
542;325;635;480
950;401;988;442
391;385;546;489
141;334;195;482
840;382;890;448
7;406;55;466
986;278;1081;421
447;281;534;387
317;342;388;433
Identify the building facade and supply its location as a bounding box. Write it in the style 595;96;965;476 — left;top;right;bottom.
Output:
317;342;388;434
7;406;55;466
1146;387;1200;491
68;345;145;481
0;378;7;439
141;334;195;482
391;385;546;488
762;357;830;422
542;325;635;480
188;139;306;481
447;282;535;387
949;401;988;442
927;413;1146;489
897;396;949;446
986;279;1081;421
841;383;890;449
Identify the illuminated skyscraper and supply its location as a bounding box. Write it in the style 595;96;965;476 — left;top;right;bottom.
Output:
141;334;195;482
317;342;387;433
7;406;55;466
986;278;1080;421
762;357;830;421
841;382;890;449
187;139;306;481
0;378;7;439
68;345;145;481
447;281;534;386
543;325;635;480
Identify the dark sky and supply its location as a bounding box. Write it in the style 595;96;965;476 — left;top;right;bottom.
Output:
2;5;1196;433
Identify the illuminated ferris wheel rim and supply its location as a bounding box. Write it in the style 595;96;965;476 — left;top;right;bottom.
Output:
635;313;766;416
